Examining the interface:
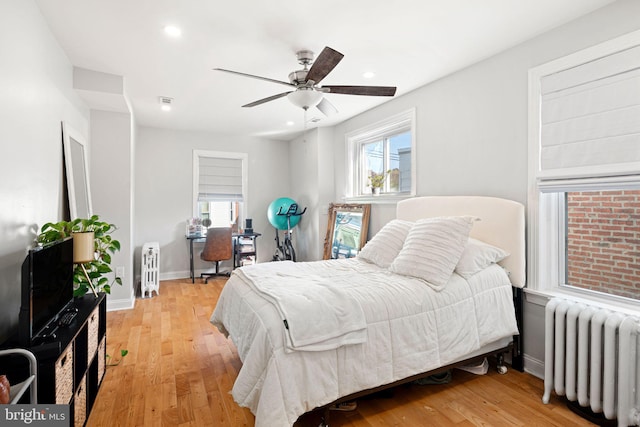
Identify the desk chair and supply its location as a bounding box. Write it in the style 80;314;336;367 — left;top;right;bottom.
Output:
200;227;233;283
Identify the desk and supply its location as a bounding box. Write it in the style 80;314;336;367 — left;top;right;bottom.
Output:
186;232;261;283
186;234;206;283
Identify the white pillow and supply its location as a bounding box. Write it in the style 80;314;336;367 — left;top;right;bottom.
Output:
389;216;474;291
357;219;414;268
455;238;509;279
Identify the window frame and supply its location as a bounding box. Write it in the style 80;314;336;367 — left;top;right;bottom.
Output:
527;30;640;312
192;150;248;224
345;109;416;202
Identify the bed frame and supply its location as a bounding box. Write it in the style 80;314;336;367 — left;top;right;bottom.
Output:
317;196;526;426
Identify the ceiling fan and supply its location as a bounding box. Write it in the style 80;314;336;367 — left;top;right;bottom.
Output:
214;46;397;116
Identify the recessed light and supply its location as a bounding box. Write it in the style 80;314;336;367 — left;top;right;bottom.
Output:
286;121;295;126
159;96;173;111
163;25;182;37
363;71;375;79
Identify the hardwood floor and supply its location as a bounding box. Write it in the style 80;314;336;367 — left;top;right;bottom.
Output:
87;278;594;426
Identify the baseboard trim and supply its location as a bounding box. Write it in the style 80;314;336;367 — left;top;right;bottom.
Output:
158;269;233;282
524;354;544;379
106;294;135;311
159;270;192;281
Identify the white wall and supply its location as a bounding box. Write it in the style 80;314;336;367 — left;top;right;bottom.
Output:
90;110;135;310
324;0;640;375
288;128;336;261
0;0;89;342
288;131;319;261
289;128;334;261
134;127;290;279
316;127;336;258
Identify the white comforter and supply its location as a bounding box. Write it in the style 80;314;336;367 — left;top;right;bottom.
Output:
210;258;518;427
235;261;367;351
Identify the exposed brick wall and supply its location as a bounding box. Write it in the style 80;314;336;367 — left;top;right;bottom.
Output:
566;190;640;300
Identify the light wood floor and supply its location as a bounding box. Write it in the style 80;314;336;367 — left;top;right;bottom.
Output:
87;278;595;426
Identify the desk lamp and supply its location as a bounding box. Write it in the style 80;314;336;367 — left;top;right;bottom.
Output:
73;231;99;297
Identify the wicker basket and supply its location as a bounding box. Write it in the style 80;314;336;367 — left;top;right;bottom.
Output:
87;306;99;365
97;337;106;385
55;343;73;404
74;376;87;427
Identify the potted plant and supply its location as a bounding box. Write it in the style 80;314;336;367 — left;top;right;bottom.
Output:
369;171;390;195
37;215;122;297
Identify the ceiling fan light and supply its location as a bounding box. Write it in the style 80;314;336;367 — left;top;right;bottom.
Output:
163;25;181;37
287;89;323;110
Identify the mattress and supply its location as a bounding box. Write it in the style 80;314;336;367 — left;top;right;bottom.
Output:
210;258;518;427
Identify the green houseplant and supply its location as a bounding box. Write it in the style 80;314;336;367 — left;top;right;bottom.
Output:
368;170;390;195
106;349;129;366
37;215;122;297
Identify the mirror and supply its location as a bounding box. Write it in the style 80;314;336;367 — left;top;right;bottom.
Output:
62;122;93;219
323;203;371;260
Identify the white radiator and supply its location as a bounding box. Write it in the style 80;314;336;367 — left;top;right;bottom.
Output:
543;298;640;426
141;242;160;298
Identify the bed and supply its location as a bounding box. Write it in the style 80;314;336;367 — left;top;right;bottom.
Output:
210;196;525;427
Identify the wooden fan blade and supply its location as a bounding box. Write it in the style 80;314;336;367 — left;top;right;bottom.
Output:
214;68;294;88
323;85;397;96
316;98;338;116
305;47;344;85
242;91;292;108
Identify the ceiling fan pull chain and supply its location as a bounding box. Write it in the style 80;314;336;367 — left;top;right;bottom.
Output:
303;108;308;142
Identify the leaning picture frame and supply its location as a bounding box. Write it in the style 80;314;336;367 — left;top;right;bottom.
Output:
62;121;93;219
323;203;371;260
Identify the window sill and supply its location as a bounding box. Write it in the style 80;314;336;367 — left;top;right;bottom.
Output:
524;287;640;316
343;194;413;204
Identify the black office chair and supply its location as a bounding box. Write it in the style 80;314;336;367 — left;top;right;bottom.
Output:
200;227;233;283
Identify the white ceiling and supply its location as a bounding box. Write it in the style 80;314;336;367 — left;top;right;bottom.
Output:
35;0;615;141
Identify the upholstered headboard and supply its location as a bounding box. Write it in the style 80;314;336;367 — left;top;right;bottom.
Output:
396;196;526;288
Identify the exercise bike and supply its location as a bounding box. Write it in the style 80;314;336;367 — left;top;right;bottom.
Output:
272;203;306;262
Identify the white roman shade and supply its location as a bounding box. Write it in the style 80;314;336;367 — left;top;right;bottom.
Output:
197;156;243;202
539;44;640;180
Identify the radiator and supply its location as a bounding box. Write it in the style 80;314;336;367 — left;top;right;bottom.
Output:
141;242;160;298
542;298;640;426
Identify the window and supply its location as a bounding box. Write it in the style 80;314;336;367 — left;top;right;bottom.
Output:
197;201;239;228
193;150;247;230
565;189;640;300
537;186;640;301
528;30;640;304
346;109;416;198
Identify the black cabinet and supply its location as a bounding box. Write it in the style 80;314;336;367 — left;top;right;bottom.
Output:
29;293;106;427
